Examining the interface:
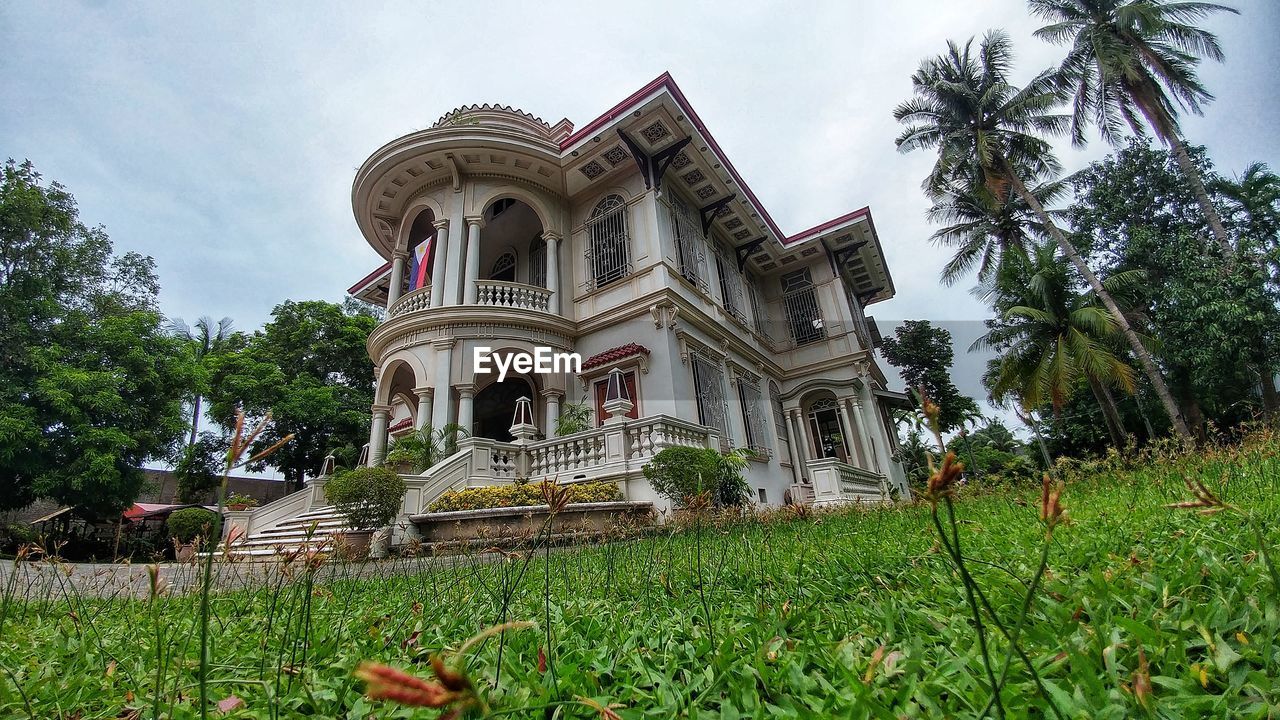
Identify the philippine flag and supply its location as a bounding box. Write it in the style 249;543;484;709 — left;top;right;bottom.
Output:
409;235;433;290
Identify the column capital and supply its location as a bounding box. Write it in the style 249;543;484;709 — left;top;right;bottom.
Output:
431;338;456;351
540;388;565;400
463;214;486;229
412;386;434;399
431;218;450;232
370;403;393;418
456;383;477;398
392;248;410;261
541;230;563;243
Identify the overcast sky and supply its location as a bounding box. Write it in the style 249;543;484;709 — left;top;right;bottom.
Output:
3;0;1277;414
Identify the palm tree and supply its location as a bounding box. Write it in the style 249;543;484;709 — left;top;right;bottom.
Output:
894;30;1192;441
169;316;235;447
926;170;1069;286
1030;0;1239;256
1215;162;1280;279
977;242;1140;447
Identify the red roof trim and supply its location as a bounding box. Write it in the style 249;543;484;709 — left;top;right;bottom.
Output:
388;417;413;433
559;73;674;151
783;206;872;245
580;343;651;371
348;260;392;295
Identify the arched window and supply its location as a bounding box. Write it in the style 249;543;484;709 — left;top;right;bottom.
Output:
586;195;631;289
490;252;516;282
528;236;547;288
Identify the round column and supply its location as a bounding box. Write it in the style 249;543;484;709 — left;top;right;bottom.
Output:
368;404;392;467
430;340;454;430
414;387;434;431
457;384;476;435
542;389;563;437
544;231;561;315
429;220;450;308
387;250;408;308
463;216;484;305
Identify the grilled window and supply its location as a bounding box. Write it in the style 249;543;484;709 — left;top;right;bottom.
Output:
738;376;769;453
770;381;787;439
748;273;769;337
668;194;708;292
715;246;748;325
691;352;729;440
586;195;631;290
781;269;825;346
528;236;547;288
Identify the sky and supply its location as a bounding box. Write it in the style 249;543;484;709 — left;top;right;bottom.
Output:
3;0;1278;420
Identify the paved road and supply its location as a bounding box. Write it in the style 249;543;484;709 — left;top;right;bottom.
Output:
0;552;508;601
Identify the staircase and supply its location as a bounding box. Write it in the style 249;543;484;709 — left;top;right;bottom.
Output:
217;506;352;560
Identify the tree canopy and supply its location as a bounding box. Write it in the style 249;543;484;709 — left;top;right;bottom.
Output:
206;300;377;490
0;159;196;515
879;320;980;433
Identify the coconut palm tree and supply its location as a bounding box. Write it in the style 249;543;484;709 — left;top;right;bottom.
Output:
1215;162;1280;280
1029;0;1238;256
977;242;1140;447
168;316;235;447
927;169;1069;286
894;30;1192;441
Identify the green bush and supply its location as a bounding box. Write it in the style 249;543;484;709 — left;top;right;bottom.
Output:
428;480;622;513
324;466;406;530
642;446;750;507
165;507;222;544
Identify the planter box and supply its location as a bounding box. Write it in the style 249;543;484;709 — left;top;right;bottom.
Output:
408;501;655;546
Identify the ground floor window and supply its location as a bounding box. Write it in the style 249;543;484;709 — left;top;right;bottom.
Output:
807;397;848;462
738;378;769;454
691;353;729;440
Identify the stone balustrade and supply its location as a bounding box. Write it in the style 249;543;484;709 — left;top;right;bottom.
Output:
806;457;889;506
387;286;431;318
474;280;552;312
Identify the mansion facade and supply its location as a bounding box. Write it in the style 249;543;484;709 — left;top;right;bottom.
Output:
347;73;909;515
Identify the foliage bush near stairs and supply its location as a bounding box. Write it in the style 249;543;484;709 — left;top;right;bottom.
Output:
323;466;406;530
428;480;622;512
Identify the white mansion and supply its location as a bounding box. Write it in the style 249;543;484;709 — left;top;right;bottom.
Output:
344;72;909;512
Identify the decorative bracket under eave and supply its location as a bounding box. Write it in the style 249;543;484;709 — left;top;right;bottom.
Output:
856;286;884;307
699;194;737;237
734;237;767;272
832;240;869;269
617;129;692;195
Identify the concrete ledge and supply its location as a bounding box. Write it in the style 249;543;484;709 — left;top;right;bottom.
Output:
408;500;654;544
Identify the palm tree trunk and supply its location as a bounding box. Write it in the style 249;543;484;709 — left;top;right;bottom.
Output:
1259;371;1279;420
1086;375;1127;448
1168;135;1234;257
1001;160;1193;443
188;395;203;447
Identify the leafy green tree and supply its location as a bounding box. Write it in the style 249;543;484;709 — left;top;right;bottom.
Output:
879;320;980;433
206;300;377;491
1031;0;1239;255
894;30;1191;441
173;432;229;503
1215;162;1280;285
168;316;237;447
1070;141;1280;425
0;159;196;515
977;241;1141;447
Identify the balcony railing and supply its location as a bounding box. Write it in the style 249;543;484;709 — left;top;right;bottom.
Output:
387;286;431;318
475;280;552;312
805;458;888;505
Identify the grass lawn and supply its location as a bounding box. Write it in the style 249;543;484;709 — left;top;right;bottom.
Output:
2;434;1278;718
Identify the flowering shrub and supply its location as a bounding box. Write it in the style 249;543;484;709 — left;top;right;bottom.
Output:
427;480;621;512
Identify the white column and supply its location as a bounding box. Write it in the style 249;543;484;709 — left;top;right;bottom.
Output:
463;215;483;305
368;405;391;467
857;389;887;473
429;220;450;308
387;251;408;308
543;390;562;437
846;397;877;471
431;341;454;430
414;388;433;431
837;397;864;468
782;407;802;485
457;384;476;435
544;232;561;315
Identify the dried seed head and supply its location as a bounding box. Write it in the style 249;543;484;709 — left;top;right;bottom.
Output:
925;451;964;502
1039;474;1066;529
355;662;461;708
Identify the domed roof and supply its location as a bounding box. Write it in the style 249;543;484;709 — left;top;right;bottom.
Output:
430;104;573;142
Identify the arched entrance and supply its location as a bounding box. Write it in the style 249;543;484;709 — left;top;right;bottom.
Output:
473;378;536;441
805;393;850;463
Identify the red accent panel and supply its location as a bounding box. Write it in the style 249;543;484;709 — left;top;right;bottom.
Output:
348;260;392;295
580;343;651;371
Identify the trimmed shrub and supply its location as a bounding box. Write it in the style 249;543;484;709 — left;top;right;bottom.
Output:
428;480;622;513
642;446;721;505
324;466;406;530
166;508;222;544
